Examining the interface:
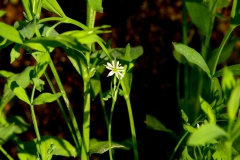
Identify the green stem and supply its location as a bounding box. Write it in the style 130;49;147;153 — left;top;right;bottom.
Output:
21;0;33;21
120;81;139;160
48;59;82;149
0;146;14;160
211;25;235;76
30;86;42;157
44;72;79;150
81;75;91;160
169;132;189;160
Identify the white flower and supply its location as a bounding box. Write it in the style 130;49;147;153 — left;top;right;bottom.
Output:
104;60;125;79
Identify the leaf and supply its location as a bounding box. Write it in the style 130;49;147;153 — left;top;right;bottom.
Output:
0;84;15;112
89;138;128;155
0;124;14;145
200;97;216;124
181;146;193;160
102;89;112;101
42;0;66;17
183;124;197;133
32;92;62;105
217;0;231;9
145;115;173;133
32;78;45;92
221;67;236;102
31;52;50;78
227;84;240;122
7;116;31;134
214;64;240;78
14;17;37;39
8;81;30;105
231;118;240;142
0;22;23;44
0;70;14;78
181;109;188;123
0;10;6;17
90;77;101;100
38;23;59;38
173;43;211;78
187;123;227;146
88;0;103;13
10;44;20;63
185;1;211;35
17;136;78;159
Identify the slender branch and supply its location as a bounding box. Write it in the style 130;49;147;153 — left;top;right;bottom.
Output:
0;146;14;160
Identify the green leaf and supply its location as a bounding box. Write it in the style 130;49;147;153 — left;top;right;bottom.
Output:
31;52;50;78
10;44;20;63
214;64;240;78
185;1;211;35
0;22;23;44
211;77;223;106
102;89;112;101
187;123;227;146
0;70;14;78
145;115;173;133
217;0;231;9
181;109;188;123
14;17;37;39
32;92;62;105
7;116;30;134
32;78;45;92
8;81;30;105
17;136;78;159
88;0;103;13
0;124;14;145
183;124;197;133
0;10;6;17
89;138;128;155
173;49;188;64
42;0;66;17
231;118;240;142
227;84;240;122
173;43;211;78
38;23;59;38
200;97;216;124
0;84;15;112
221;67;236;101
181;146;193;160
90;77;101;100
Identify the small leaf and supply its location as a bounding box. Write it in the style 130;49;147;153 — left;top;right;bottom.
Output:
0;22;23;44
181;109;188;123
0;70;14;78
32;78;45;92
200;97;216;124
173;43;211;78
185;1;211;35
32;92;62;105
145;115;173;133
227;84;240;122
8;81;30;105
14;17;37;39
7;116;31;134
90;77;101;100
187;123;227;146
0;124;14;145
42;0;66;17
89;138;128;155
102;89;112;101
181;146;193;160
0;84;15;112
183;124;197;133
88;0;103;13
10;44;20;63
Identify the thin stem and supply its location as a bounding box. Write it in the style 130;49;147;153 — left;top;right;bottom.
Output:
30;86;42;157
81;76;91;160
21;0;33;21
48;59;82;149
170;132;189;160
120;81;139;160
211;25;235;76
44;72;79;149
0;146;14;160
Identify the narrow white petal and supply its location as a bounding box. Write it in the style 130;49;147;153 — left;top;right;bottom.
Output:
116;61;119;67
107;62;113;68
107;71;114;77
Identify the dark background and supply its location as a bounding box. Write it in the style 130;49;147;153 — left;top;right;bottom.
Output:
0;0;233;159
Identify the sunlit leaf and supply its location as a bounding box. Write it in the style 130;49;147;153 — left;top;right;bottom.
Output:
173;43;211;78
42;0;66;17
8;81;30;105
0;70;14;78
0;22;23;44
14;17;37;39
227;84;240;122
32;78;45;92
183;124;197;133
10;44;20;63
214;64;240;78
0;124;14;145
32;92;62;105
88;0;103;13
145;115;173;133
188;123;227;146
0;10;6;17
181;146;193;160
200;97;216;124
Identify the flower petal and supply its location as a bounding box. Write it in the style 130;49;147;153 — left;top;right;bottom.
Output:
107;71;114;77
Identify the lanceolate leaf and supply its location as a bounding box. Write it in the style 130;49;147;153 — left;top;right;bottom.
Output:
42;0;66;17
8;81;30;105
173;43;211;78
32;92;62;105
227;84;240;122
0;10;6;17
10;44;21;63
188;123;227;146
200;97;216;124
145;115;173;133
0;22;23;44
89;139;128;155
